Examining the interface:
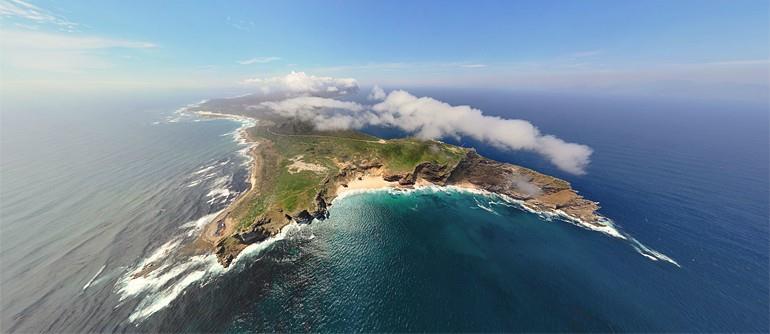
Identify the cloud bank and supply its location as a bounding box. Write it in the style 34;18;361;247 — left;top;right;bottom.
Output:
370;90;592;174
246;76;593;174
242;71;358;96
367;85;386;100
260;97;372;131
237;56;281;65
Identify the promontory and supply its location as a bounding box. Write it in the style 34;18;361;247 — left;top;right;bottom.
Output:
185;93;604;267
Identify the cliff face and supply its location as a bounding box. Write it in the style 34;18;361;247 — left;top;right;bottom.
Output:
214;150;601;267
446;151;600;224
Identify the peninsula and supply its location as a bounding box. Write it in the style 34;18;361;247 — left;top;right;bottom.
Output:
188;94;604;267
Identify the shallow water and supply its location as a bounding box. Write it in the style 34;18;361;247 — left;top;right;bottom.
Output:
1;93;767;332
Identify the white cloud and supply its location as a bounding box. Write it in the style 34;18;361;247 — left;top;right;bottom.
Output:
368;85;386;100
460;64;487;68
255;80;593;174
237;56;281;65
261;96;364;113
260;97;371;131
370;90;592;174
241;71;358;96
1;30;156;49
0;0;79;31
1;30;156;73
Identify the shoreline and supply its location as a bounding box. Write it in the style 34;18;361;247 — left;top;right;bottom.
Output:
334;175;679;266
194;111;260;249
335;174;623;238
191;109;610;256
185;109;678;268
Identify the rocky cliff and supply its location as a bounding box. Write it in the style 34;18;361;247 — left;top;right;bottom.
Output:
214;149;601;267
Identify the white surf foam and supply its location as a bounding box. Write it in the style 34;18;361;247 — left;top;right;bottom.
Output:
139;239;181;270
178;211;224;236
123;253;220;322
203;175;233;204
474;198;500;216
334;184;679;267
192;165;216;176
178;211;223;230
117;102;268;323
128;269;206;322
122;223;310;323
228;222;305;268
628;237;681;267
82;264;106;291
185;179;203;188
206;188;231;204
118;260;185;301
183;109;259;171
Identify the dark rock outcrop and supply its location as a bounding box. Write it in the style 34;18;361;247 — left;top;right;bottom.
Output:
216;150;602;267
446;151;601;224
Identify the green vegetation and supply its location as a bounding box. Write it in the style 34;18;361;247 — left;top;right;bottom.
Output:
274;168;322;212
238;196;267;230
376;139;466;173
228;121;468;232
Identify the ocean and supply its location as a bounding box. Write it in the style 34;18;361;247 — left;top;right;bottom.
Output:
0;91;767;332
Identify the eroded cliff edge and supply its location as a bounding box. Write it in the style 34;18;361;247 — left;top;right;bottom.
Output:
200;120;602;267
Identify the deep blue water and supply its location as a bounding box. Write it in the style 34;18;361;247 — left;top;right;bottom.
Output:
1;92;767;332
171;189;690;332
361;91;770;331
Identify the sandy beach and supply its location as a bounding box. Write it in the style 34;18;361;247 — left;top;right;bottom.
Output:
336;174;399;194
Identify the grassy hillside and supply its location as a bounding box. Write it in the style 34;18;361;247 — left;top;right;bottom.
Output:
229;121;467;232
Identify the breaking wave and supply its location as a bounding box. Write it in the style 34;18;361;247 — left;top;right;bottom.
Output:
334;185;679;267
115;214;309;324
82;265;106;291
112;108;267;324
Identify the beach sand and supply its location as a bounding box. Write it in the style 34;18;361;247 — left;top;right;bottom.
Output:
336;174;399;194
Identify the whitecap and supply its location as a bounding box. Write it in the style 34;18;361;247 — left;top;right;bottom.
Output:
82;264;106;291
334;184;679;267
206;188;231;204
137;239;182;271
122;253;221;322
229;222;306;268
128;269;207;322
191;165;216;176
121;223;309;323
178;210;223;233
629;237;680;267
474;198;500;216
186;179;203;188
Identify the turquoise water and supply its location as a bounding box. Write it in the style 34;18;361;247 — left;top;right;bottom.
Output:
1;93;767;332
140;189;689;332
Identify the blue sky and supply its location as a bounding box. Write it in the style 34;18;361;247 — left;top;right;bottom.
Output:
1;0;768;101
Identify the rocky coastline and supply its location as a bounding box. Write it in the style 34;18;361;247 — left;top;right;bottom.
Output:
209;132;604;267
